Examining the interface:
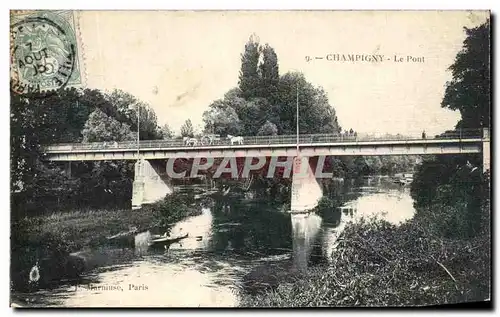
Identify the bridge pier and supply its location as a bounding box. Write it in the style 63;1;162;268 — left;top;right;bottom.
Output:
483;128;490;174
289;156;324;271
290;156;323;213
132;159;173;210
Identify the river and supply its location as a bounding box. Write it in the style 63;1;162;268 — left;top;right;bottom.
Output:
26;176;415;307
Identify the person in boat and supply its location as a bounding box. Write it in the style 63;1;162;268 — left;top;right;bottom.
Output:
422;130;426;139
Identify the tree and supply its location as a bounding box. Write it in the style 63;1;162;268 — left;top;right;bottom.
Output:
180;119;195;138
224;87;244;101
82;109;135;142
106;89;162;140
11;95;42;197
257;120;278;136
409;20;490;239
160;123;174;139
276;72;341;135
415;19;490;183
238;98;269;135
442;19;490;129
259;44;280;104
238;34;261;100
202;100;242;136
10;88;95;211
223;88;247;114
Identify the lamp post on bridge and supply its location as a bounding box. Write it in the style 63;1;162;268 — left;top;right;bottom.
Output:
296;81;299;156
290;70;302;186
136;105;140;159
284;69;302;156
131;104;143;210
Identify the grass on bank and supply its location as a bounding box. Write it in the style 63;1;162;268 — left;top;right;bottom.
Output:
37;208;157;252
239;214;491;307
24;192;203;253
11;193;202;292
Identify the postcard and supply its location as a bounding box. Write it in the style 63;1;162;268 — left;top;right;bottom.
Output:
10;10;491;308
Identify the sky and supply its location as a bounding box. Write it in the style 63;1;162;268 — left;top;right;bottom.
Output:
78;10;489;137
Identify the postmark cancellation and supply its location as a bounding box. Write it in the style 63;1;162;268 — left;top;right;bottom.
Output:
10;10;86;95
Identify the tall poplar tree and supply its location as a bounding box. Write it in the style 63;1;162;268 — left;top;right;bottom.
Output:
238;34;261;100
258;44;280;104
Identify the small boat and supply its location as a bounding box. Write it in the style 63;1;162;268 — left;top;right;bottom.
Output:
393;178;411;185
148;233;189;248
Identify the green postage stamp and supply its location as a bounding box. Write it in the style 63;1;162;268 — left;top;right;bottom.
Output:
10;10;85;95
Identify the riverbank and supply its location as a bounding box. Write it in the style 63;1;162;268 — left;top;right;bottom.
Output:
10;207;156;298
37;208;156;252
239;215;491;307
11;193;203;294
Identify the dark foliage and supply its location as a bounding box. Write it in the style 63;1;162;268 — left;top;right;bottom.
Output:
411;18;490;239
442;19;490;129
238;34;262;100
240;212;491;307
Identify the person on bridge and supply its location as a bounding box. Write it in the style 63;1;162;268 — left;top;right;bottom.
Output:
422;130;426;139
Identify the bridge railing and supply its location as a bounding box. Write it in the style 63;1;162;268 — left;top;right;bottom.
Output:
42;128;486;152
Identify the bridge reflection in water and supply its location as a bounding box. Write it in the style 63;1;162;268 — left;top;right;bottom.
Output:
291;213;322;272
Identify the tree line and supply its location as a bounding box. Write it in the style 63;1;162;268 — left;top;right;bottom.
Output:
11;34;421;217
200;34;341;137
11;88;172;217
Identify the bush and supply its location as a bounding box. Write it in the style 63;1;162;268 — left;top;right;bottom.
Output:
313;196;342;224
410;156;489;240
415;203;485;240
239;217;491;307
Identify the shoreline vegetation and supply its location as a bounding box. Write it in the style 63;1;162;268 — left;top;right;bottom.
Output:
10;193;202;293
239;204;490;307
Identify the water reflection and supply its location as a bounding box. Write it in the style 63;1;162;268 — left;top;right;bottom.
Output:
291;213;322;272
209;197;292;255
169;207;213;250
31;176;415;307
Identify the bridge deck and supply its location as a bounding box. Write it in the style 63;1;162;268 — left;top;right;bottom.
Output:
41;131;488;161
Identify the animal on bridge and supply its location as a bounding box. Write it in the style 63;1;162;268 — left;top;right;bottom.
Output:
227;135;244;145
183;137;198;146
